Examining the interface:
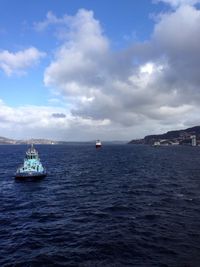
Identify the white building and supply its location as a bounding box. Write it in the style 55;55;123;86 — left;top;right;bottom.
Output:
191;135;197;146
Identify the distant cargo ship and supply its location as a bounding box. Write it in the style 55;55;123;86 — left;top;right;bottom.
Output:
15;144;47;180
96;140;102;148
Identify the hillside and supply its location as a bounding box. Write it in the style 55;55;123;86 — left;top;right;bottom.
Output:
0;136;64;145
129;126;200;145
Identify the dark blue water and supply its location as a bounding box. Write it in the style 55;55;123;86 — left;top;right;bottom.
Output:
0;144;200;267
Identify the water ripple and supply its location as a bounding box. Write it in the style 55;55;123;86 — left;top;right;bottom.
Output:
0;145;200;266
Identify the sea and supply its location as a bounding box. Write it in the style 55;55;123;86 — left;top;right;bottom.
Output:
0;144;200;267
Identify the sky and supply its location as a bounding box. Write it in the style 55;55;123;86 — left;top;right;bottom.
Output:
0;0;200;141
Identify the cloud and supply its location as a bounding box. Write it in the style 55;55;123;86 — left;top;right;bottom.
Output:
3;6;200;141
151;5;200;98
0;99;113;140
44;9;109;97
154;0;200;8
44;6;200;133
0;6;197;141
51;113;66;118
0;47;45;76
34;11;69;32
0;98;197;141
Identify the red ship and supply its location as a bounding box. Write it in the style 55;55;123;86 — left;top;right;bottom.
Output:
96;140;102;148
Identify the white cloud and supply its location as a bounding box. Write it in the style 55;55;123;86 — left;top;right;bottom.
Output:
44;9;109;98
3;7;200;140
2;6;199;141
0;96;198;141
0;47;45;76
40;7;200;139
155;0;200;8
0;99;112;140
34;11;69;32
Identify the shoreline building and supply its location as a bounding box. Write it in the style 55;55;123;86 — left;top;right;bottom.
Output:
191;135;197;146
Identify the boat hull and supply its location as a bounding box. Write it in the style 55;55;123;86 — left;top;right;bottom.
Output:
15;172;47;180
96;145;102;149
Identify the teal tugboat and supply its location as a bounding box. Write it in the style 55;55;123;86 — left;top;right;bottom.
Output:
15;144;47;180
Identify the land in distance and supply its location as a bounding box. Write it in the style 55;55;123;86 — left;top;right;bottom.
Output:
129;126;200;145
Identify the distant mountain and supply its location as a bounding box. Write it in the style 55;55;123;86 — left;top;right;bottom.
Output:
0;136;15;144
129;126;200;145
0;137;128;145
0;136;66;145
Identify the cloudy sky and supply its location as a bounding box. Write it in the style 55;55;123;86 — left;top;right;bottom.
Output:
0;0;200;141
